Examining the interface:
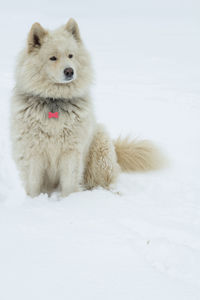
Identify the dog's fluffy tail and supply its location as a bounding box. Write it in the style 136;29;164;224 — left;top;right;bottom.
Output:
114;137;164;172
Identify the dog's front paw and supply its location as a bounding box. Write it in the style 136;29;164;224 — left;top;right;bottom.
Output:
26;189;41;198
60;185;82;198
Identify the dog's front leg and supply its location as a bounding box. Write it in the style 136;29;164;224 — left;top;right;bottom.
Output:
59;152;83;197
26;156;45;197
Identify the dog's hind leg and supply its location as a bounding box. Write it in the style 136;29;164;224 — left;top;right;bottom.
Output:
84;125;120;190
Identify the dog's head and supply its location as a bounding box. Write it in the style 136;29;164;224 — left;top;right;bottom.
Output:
16;19;93;98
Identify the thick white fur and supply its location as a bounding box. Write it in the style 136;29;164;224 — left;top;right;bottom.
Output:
10;19;163;197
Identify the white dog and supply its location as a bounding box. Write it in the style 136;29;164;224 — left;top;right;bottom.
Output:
10;19;163;197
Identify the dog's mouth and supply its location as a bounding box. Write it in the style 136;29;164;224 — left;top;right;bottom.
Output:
49;75;76;85
63;77;74;83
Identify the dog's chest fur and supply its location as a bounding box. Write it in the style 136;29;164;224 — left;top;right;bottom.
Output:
11;93;94;159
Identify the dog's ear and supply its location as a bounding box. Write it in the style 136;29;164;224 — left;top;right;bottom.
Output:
28;23;47;53
65;18;81;42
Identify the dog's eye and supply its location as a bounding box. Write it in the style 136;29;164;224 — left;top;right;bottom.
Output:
50;56;57;61
68;54;73;59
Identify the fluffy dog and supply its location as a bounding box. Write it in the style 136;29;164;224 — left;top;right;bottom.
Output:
10;19;162;197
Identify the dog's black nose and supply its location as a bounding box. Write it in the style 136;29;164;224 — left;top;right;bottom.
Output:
64;68;74;79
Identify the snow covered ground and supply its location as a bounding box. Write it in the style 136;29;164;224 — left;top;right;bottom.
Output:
0;0;200;299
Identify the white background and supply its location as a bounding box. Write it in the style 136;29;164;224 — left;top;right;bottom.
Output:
0;0;200;299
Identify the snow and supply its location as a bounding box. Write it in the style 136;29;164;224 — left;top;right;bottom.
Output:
0;1;200;299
